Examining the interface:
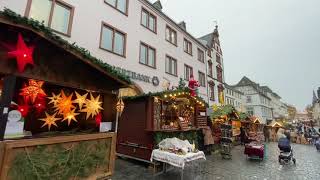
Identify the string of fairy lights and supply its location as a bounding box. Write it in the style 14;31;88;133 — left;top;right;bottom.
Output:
161;91;206;107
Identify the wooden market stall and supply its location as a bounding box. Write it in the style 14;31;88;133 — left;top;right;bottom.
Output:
0;9;131;179
268;120;283;142
210;105;240;144
117;89;208;162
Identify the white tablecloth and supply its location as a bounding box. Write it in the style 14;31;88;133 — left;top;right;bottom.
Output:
150;149;206;169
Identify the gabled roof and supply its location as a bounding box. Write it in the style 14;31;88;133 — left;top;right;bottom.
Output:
198;25;220;48
232;76;271;100
234;76;258;87
261;86;281;99
198;33;214;47
224;83;244;95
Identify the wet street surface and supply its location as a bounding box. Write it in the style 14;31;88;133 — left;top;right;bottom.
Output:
112;142;320;180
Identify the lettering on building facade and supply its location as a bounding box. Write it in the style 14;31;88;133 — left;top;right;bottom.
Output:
115;67;159;86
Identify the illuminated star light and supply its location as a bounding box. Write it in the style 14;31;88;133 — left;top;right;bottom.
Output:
47;92;62;107
8;33;35;73
55;90;75;116
39;112;61;131
19;79;46;104
74;91;88;110
81;93;103;120
62;109;79;126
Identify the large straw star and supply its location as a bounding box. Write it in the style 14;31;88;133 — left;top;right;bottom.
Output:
48;92;61;107
8;33;35;73
39;112;61;131
19;79;46;103
62;109;79;126
74;91;88;110
55;91;75;116
81;93;103;120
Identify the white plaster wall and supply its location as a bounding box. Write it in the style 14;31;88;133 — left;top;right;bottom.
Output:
0;0;210;99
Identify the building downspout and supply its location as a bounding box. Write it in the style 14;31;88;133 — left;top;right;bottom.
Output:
205;48;210;106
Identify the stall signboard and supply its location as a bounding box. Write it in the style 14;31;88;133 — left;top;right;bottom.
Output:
4;110;25;138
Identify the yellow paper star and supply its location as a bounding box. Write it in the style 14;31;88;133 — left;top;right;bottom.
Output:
81;93;103;120
74;91;88;110
62;108;79;126
19;79;46;103
47;92;61;107
39;112;61;130
55;90;75;116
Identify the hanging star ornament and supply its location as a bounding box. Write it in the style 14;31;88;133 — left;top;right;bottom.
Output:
48;92;62;108
74;91;88;110
8;33;35;73
62;109;79;126
81;93;103;120
19;79;46;103
39;112;61;131
55;90;75;116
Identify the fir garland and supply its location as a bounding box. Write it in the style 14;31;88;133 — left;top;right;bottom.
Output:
7;139;111;180
124;88;209;107
0;8;131;84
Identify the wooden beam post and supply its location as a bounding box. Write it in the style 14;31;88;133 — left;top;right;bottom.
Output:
0;75;17;140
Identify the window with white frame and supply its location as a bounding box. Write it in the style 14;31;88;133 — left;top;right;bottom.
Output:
246;96;252;103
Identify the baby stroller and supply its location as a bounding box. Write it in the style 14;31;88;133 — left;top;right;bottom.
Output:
315;138;320;152
278;137;296;164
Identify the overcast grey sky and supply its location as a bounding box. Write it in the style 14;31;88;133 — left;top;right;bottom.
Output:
154;0;320;111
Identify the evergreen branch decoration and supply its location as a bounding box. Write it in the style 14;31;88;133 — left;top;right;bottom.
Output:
211;104;241;120
8;139;111;180
0;8;131;84
124;88;209;107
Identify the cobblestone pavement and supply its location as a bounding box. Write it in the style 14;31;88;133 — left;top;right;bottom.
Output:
112;143;320;180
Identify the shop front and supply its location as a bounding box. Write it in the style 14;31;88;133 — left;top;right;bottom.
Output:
117;89;208;162
0;9;130;179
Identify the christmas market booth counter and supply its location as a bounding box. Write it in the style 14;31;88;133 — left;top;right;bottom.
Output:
117;89;208;162
0;9;132;179
210;105;240;144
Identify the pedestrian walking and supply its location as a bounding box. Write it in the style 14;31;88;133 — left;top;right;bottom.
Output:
263;126;270;142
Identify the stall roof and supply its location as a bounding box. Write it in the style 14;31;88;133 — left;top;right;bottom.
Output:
0;8;131;87
124;88;208;107
268;120;283;128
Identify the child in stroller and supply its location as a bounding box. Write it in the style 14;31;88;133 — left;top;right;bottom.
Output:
278;132;296;164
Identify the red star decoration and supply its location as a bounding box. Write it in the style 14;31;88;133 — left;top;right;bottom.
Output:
8;33;35;73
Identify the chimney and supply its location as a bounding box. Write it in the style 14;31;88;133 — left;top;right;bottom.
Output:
153;0;163;11
317;87;320;100
178;21;186;30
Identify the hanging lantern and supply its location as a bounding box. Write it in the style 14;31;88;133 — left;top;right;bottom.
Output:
8;34;35;73
95;112;102;127
116;98;125;115
17;104;29;117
